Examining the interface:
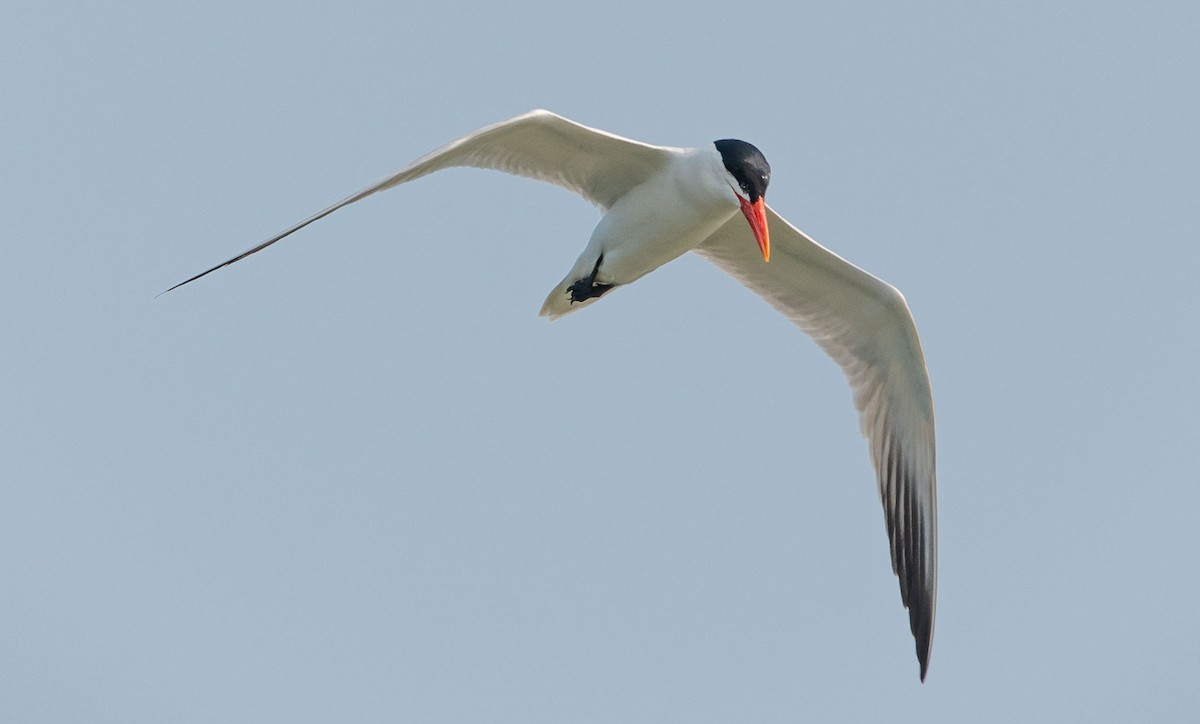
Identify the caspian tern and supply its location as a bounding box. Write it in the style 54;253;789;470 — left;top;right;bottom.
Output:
166;110;938;681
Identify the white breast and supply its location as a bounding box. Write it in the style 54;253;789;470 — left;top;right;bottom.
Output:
572;147;739;286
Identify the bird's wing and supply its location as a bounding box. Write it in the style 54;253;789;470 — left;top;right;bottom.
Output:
164;110;678;292
694;207;938;680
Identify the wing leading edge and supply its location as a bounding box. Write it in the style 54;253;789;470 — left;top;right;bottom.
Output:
695;208;938;680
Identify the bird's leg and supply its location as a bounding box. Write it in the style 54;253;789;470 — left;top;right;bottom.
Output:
567;254;616;304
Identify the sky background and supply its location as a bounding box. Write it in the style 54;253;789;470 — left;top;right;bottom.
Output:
3;1;1198;721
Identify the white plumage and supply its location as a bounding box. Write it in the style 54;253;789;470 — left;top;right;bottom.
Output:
167;110;938;680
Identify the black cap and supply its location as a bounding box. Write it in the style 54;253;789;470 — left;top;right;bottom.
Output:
714;139;770;202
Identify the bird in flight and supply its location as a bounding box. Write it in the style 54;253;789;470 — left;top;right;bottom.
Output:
167;110;938;680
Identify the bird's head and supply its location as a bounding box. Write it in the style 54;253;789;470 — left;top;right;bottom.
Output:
714;139;771;262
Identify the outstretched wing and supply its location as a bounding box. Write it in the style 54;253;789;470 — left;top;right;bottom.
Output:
695;208;938;681
164;110;677;292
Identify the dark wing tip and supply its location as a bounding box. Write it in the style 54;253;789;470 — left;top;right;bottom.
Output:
880;428;937;682
914;598;933;681
157;258;238;296
902;561;934;682
159;186;370;297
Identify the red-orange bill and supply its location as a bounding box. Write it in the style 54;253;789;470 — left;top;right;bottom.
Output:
739;196;770;262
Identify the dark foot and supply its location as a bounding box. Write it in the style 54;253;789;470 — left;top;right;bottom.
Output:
567;254;616;304
567;279;615;304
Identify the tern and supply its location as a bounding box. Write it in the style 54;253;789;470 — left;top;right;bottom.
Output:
167;110;938;680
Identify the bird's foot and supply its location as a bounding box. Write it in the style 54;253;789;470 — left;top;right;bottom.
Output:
567;278;615;304
566;254;616;304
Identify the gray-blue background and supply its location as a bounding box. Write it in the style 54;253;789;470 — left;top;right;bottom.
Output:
3;1;1197;721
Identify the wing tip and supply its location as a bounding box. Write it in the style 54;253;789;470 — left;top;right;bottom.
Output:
158;264;223;296
910;592;935;682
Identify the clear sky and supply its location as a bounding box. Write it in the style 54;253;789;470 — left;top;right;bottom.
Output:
3;1;1197;721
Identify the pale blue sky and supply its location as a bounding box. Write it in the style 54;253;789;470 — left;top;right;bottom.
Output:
3;1;1198;721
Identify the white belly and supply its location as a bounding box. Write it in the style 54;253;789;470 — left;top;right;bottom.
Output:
590;187;735;283
539;147;739;319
